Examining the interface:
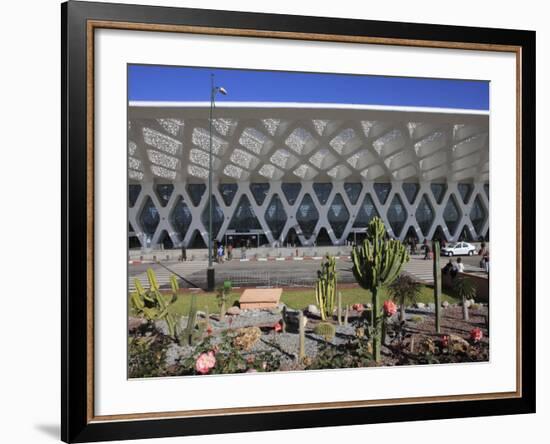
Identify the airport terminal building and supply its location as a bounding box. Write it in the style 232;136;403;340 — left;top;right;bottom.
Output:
128;102;489;249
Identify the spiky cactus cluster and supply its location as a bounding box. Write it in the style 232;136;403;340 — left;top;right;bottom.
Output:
351;217;409;362
314;322;336;341
315;255;337;321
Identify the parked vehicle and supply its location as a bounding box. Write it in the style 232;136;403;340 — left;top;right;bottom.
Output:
441;242;476;256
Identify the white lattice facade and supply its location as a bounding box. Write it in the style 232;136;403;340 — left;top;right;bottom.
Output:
128;103;489;248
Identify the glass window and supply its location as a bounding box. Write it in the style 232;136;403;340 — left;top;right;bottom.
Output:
186;183;206;207
470;195;487;234
387;194;407;237
250;183;270;206
296;194;319;238
353;194;379;228
430;183;447;204
457;183;473;204
443;195;461;235
313;183;333;205
327;194;350;238
139;196;159;236
415;195;435;236
264;194;287;241
344;183;362;205
281;183;302;205
154;184;174;207
171;196;192;239
201;195;224;238
228;195;262;231
218;183;238;206
374;183;392;204
402;183;419;204
129;184;141;208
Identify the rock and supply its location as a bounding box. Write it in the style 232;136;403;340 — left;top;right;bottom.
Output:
306;304;320;316
463;300;472;308
442;300;450;308
365;303;373;309
428;303;436;311
128;317;145;332
415;302;426;309
226;306;241;316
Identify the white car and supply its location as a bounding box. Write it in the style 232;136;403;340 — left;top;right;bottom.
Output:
441;242;476;256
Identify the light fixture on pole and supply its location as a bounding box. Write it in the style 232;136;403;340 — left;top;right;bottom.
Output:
207;74;227;291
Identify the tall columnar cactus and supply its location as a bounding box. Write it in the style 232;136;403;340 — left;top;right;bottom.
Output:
351;217;410;362
315;255;337;321
432;240;442;333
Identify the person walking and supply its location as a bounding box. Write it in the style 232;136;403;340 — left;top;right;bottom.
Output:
217;244;224;264
454;257;465;273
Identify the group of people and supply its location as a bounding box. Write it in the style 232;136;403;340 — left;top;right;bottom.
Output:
442;257;465;278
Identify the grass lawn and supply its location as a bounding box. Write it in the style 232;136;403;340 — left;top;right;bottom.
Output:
150;285;460;317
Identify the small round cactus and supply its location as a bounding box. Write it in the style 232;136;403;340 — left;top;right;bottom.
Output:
314;322;336;341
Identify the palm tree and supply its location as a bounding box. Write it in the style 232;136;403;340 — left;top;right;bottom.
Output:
388;273;422;321
453;277;476;321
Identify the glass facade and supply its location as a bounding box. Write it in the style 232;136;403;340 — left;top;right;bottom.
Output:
281;183;302;205
402;183;419;204
130;181;489;248
443;195;461;236
154;184;174;207
387;194;407;237
327;194;350;238
228;195;262;231
250;183;270;205
186;183;206;206
139;196;159;236
430;183;447;204
313;183;333;205
129;184;141;208
264;194;287;240
458;183;473;204
374;183;392;204
415;195;435;236
171;196;192;239
296;194;319;238
201;195;224;238
353;194;379;228
219;183;238;206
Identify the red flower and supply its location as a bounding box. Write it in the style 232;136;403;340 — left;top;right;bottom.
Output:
383;300;397;316
273;322;282;333
206;326;213;335
352;303;365;312
470;327;483;343
440;335;449;348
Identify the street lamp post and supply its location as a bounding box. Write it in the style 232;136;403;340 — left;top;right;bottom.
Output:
207;74;227;291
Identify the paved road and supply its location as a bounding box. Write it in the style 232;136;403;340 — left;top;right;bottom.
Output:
128;252;486;291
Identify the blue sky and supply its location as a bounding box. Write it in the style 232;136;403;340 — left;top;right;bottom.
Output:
128;65;489;110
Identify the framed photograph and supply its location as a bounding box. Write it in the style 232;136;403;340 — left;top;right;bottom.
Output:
62;1;535;442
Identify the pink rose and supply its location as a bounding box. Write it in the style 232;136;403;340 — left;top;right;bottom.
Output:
440;335;449;348
273;322;282;333
383;300;397;316
470;327;483;343
195;351;216;374
352;303;365;312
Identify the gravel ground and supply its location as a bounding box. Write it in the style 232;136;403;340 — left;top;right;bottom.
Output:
134;302;489;372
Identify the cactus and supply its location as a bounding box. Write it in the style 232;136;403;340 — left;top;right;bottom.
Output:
433;240;442;333
298;310;305;362
337;291;343;325
344;305;349;327
315;255;337;321
181;292;199;345
314;322;336;341
351;217;410;362
130;270;180;341
453;277;476;321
